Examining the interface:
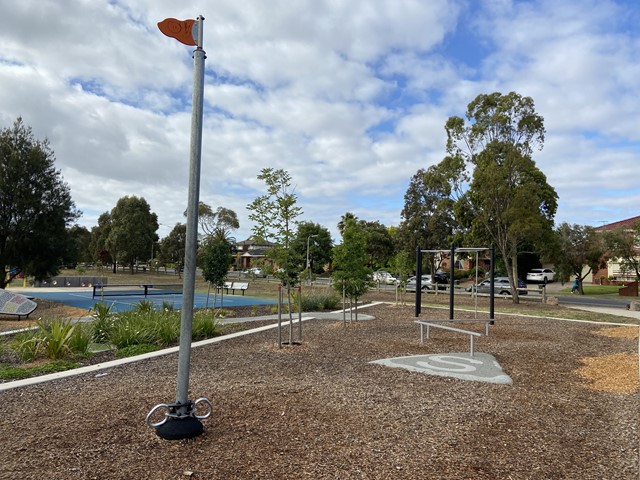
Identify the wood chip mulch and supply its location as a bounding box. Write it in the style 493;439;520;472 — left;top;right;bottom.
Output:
1;303;638;479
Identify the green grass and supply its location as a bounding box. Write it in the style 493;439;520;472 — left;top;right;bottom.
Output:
0;360;80;380
116;343;160;358
555;284;623;296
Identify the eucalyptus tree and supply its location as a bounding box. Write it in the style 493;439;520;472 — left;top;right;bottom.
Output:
443;91;558;303
0;117;79;287
189;202;239;241
397;164;457;256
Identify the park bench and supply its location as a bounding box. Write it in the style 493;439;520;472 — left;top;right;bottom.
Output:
219;282;249;295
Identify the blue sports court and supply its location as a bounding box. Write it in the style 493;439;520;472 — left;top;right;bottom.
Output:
19;287;277;313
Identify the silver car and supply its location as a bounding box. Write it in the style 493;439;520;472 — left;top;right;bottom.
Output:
467;277;528;296
406;275;435;292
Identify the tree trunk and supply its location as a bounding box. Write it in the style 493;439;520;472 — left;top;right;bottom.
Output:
287;285;293;344
510;256;520;304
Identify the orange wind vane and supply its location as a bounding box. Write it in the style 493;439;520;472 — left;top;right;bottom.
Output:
157;18;197;46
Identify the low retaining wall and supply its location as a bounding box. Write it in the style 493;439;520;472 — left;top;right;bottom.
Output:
34;276;108;288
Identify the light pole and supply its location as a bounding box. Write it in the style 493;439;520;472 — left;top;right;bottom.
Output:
306;234;318;284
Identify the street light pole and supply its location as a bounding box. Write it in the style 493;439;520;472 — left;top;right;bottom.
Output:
306;234;318;284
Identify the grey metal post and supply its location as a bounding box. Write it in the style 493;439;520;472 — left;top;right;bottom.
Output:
489;244;495;323
150;15;210;441
449;244;455;320
415;246;422;317
297;285;302;341
175;15;206;411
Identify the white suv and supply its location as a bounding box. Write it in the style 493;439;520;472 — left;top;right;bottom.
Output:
526;268;555;284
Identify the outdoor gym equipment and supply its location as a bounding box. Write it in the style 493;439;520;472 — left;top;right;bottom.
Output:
414;244;496;356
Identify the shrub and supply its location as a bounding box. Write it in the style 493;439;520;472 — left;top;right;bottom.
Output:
134;300;155;314
11;331;43;362
162;301;175;311
36;318;76;360
91;303;116;343
91;302;115;321
192;311;223;339
68;323;92;356
108;313;154;348
152;312;181;346
297;292;340;312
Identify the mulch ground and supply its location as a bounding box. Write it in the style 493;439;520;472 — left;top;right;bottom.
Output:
0;300;638;479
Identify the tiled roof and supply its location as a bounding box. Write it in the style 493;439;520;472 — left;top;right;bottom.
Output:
594;215;640;231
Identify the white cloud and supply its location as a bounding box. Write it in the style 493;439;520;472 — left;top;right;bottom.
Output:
0;0;638;244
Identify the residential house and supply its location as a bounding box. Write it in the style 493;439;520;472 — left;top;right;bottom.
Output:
592;215;640;284
234;236;275;270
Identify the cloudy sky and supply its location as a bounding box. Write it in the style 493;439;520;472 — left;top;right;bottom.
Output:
1;0;638;242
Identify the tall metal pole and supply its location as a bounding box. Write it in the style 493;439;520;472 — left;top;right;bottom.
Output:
415;246;422;317
489;244;495;323
148;15;211;440
449;244;455;320
176;13;205;411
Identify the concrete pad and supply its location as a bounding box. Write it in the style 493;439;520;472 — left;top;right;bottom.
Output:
370;352;512;385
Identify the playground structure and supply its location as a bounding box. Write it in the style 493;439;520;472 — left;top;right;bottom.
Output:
0;289;37;319
414;245;496;356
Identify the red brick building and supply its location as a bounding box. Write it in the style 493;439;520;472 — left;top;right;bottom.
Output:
592;215;640;283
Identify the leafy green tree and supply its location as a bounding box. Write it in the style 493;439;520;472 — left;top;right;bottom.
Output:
549;223;606;294
158;223;186;270
396;165;457;257
62;225;92;267
106;196;159;274
602;220;640;280
89;212;113;271
202;238;234;308
0;118;80;287
248;168;303;282
290;222;333;276
247;168;303;345
332;219;372;320
444;91;558;303
337;214;395;270
360;220;395;269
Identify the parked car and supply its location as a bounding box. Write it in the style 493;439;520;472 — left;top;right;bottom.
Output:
247;267;266;277
526;268;555;284
405;273;448;292
466;277;528;296
372;271;398;285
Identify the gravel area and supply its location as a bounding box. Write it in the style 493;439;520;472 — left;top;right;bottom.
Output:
1;301;638;479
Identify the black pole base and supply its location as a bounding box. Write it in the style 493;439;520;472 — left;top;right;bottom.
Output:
155;416;204;440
